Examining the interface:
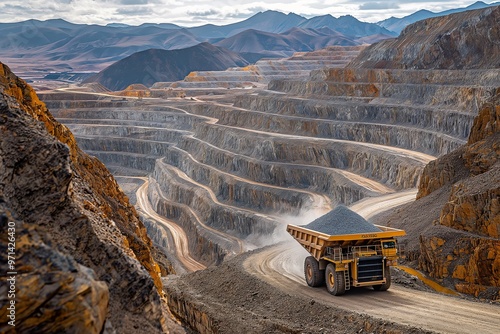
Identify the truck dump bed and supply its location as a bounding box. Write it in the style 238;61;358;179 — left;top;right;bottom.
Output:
287;224;406;260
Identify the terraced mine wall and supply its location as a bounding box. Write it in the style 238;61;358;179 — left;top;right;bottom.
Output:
269;68;500;115
147;178;229;265
162;144;374;206
88;151;158;173
234;93;475;140
183;102;465;157
151;45;366;90
159;149;313;215
44;99;131;109
152;158;277;237
188;122;425;189
44;37;499;284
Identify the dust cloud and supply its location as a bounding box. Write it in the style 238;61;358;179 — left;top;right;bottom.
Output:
243;206;331;278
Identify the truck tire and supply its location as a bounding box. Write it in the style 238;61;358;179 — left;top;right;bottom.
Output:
304;256;325;287
325;263;345;296
373;266;391;291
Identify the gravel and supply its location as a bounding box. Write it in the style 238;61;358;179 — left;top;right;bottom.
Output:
303;205;381;235
164;248;431;334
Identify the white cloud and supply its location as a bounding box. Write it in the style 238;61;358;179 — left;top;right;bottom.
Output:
0;0;493;25
359;2;400;10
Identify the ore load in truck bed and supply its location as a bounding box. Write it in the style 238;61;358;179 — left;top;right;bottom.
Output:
303;205;382;235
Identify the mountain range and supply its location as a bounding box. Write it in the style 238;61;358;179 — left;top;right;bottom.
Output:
214;27;359;59
378;1;500;33
0;10;394;72
1;2;497;81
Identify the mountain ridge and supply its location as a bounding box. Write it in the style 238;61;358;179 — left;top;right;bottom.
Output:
300;14;396;37
84;42;249;90
350;5;500;70
214;27;358;57
1;4;495;77
0;10;393;72
377;1;500;33
186;10;308;39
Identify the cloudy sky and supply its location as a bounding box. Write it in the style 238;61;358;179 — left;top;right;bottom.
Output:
0;0;494;26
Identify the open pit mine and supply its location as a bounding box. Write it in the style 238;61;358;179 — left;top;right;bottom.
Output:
1;5;499;334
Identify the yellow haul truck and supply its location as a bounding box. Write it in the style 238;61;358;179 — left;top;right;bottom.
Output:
287;222;405;296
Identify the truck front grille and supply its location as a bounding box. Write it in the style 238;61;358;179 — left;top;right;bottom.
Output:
357;256;384;283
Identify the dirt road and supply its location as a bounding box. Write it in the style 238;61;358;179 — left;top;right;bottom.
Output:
244;241;500;334
134;177;206;272
349;188;418;219
242;190;500;334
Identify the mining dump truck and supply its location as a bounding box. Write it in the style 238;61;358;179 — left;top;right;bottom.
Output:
287;206;405;296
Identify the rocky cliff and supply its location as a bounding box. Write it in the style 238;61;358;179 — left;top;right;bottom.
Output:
349;6;500;70
0;62;168;332
416;92;499;298
340;5;500;299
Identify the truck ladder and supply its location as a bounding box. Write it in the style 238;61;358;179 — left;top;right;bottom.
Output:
344;269;351;290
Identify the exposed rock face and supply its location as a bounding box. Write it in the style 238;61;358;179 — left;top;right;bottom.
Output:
117;84;153;98
419;232;500;298
440;164;499;237
349;6;500;70
0;62;167;332
0;211;108;333
417;92;500;298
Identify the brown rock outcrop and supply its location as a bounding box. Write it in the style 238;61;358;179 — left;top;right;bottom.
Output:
0;211;108;333
418;94;500;238
419;232;500;298
468;99;500;144
416;92;500;299
0;62;167;331
348;6;500;70
416;147;468;198
439;164;499;238
117;84;152;97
